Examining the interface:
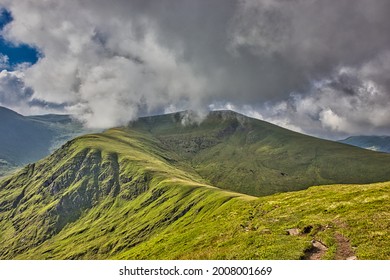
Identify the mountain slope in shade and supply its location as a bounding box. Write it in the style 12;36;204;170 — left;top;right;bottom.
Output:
0;127;389;259
339;136;390;153
0;106;87;176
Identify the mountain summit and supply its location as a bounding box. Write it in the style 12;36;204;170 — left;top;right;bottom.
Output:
130;110;390;196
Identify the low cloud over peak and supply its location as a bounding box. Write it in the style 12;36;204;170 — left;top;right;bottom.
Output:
0;0;389;137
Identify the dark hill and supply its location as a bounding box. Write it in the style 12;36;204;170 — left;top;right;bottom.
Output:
0;106;86;176
339;135;390;153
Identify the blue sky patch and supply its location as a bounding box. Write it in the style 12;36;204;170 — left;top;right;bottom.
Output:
0;8;40;70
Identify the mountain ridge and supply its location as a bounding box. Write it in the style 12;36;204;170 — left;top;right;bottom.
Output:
339;135;390;153
0;106;88;177
130;110;390;196
0;110;390;259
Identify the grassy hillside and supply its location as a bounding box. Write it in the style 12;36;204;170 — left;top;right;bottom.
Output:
0;123;389;259
15;181;389;260
131;110;390;196
116;181;390;260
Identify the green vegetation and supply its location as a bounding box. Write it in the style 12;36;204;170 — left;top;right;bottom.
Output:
0;110;389;259
132;110;390;196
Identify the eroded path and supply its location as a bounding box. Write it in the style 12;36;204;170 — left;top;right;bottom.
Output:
302;240;328;260
335;233;357;260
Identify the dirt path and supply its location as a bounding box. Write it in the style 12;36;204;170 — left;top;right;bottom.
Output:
302;240;328;260
293;221;357;260
335;232;357;260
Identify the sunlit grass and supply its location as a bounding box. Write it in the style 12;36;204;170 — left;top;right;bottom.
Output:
1;112;389;259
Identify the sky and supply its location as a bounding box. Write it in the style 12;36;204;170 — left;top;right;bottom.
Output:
0;0;390;139
0;9;39;68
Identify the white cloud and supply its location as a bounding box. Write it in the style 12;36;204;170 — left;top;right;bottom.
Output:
0;54;9;68
0;69;31;112
0;68;68;115
254;61;390;139
0;0;207;128
1;0;390;138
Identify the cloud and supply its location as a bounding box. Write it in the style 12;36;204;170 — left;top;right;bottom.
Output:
0;53;9;68
0;0;390;136
0;0;210;128
0;68;69;114
0;69;32;111
246;61;390;139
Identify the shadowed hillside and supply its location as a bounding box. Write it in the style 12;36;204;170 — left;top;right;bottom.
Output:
339;136;390;153
0;106;87;176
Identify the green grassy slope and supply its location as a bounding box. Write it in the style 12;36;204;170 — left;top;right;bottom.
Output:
131;110;390;196
116;181;390;260
0;128;252;259
0;126;389;259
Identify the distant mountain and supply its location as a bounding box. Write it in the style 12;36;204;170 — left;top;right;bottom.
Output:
0;106;87;176
339;136;390;153
1;110;390;259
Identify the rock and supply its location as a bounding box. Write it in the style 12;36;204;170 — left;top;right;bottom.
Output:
286;228;300;236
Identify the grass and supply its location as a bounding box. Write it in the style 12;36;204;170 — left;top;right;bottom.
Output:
0;110;389;259
132;110;390;196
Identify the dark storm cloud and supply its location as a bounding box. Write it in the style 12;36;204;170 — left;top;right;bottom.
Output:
0;0;390;136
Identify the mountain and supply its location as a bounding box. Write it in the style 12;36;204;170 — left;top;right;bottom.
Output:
0;110;389;259
0;106;87;177
130;111;390;196
339;136;390;153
